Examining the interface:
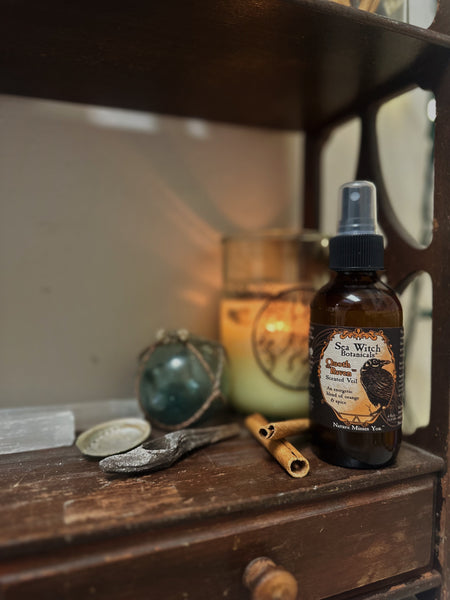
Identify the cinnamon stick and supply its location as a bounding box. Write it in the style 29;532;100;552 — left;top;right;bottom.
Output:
245;413;310;478
258;418;310;441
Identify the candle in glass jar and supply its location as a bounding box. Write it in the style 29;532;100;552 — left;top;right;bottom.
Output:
220;287;313;418
220;230;328;419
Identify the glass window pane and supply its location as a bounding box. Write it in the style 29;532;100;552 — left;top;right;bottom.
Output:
401;272;432;434
377;88;435;248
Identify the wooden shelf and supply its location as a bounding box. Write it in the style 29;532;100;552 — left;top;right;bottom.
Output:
1;0;449;132
0;432;443;599
1;1;450;596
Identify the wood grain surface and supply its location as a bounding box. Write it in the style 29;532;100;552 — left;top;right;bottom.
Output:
1;0;449;132
0;430;443;599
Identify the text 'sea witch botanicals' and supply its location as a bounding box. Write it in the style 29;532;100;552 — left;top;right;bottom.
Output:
309;181;403;468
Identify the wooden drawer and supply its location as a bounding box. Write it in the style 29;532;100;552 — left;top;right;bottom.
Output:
0;474;438;599
0;436;443;600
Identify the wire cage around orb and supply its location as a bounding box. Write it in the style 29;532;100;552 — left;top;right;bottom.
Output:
136;329;229;431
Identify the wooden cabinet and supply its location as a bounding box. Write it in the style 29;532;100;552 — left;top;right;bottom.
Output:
0;438;444;599
1;1;449;598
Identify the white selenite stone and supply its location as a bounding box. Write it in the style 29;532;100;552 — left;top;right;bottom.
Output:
0;407;75;455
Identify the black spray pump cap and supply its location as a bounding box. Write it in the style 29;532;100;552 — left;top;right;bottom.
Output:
330;180;384;271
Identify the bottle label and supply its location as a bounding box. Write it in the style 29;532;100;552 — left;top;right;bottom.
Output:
309;324;403;432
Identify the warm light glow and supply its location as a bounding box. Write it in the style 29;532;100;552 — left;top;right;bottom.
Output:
266;319;290;333
220;292;313;417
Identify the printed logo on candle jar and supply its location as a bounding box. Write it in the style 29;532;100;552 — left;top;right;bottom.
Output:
310;325;403;430
252;287;315;390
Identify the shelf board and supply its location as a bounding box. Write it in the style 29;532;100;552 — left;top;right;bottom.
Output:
1;0;449;131
0;431;443;560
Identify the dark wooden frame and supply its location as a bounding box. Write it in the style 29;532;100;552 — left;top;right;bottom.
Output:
302;4;450;593
0;1;449;598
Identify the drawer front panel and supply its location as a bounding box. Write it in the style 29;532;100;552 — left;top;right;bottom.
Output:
0;476;436;600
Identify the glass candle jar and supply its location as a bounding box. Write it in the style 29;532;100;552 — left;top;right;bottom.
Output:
220;230;329;418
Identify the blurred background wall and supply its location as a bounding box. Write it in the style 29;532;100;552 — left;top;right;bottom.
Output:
0;94;301;407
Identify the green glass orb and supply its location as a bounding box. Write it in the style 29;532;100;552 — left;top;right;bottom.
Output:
137;332;228;429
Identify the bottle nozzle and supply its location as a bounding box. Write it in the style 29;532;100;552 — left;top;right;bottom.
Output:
337;180;377;235
330;180;384;270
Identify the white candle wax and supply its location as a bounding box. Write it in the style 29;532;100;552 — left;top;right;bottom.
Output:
220;292;312;418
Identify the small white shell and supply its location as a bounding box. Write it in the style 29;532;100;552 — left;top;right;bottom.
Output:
76;418;151;457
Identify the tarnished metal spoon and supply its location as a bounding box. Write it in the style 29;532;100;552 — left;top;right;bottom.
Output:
99;423;241;474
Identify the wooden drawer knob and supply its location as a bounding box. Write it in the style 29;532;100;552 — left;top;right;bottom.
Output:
243;556;298;600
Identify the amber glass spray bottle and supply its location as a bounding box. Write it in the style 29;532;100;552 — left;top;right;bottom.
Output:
309;181;403;468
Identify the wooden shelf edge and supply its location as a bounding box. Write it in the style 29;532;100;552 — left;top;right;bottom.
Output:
2;0;449;132
0;439;443;563
295;0;450;49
